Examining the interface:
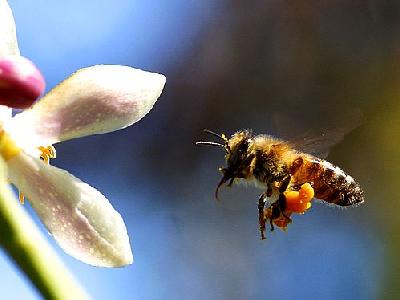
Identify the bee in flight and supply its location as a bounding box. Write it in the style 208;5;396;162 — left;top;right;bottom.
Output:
197;129;364;239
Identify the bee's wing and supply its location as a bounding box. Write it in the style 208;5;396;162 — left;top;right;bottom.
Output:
287;128;355;159
273;109;364;159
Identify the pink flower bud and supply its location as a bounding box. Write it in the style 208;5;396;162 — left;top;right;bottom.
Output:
0;56;45;108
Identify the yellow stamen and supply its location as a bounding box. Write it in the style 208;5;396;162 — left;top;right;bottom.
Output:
38;145;56;163
19;145;56;205
19;192;25;204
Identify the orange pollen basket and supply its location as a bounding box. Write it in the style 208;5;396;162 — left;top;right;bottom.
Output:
284;183;314;213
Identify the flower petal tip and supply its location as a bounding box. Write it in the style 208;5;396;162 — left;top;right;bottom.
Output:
75;234;134;268
60;226;134;268
0;0;20;57
108;247;133;268
130;68;166;121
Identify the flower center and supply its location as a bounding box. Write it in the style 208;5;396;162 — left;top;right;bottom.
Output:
0;130;57;204
0;130;21;161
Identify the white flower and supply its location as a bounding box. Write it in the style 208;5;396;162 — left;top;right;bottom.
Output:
0;0;166;267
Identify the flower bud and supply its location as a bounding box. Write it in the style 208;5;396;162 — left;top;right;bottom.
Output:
0;55;45;108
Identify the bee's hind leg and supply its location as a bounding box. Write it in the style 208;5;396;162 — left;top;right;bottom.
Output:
278;193;292;223
278;175;292;223
269;219;275;232
278;174;292;193
267;201;281;231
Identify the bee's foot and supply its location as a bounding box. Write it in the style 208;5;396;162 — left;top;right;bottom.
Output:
269;218;275;231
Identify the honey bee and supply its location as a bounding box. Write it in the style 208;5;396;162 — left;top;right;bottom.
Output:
197;129;364;239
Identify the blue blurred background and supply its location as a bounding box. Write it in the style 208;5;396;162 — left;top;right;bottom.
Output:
2;1;398;299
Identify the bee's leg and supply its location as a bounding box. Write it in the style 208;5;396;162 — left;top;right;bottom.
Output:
279;174;292;193
258;182;275;239
281;205;292;223
268;202;281;231
257;191;269;240
278;175;292;222
269;219;275;232
275;193;291;223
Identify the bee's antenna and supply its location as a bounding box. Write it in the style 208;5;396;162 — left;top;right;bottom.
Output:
196;141;225;148
203;129;228;142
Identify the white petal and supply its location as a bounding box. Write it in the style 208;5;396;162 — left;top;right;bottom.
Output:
7;152;133;267
0;105;12;122
0;0;20;57
7;65;165;150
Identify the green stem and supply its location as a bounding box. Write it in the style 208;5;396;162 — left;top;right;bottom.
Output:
0;159;89;300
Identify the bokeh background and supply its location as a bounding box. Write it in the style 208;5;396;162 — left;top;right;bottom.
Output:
2;0;400;299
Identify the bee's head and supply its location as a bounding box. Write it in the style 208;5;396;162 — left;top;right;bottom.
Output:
196;129;252;199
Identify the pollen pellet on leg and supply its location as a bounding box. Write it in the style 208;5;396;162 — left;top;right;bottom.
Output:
284;183;315;213
298;183;314;202
284;190;299;203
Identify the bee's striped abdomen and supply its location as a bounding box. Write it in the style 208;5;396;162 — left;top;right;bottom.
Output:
290;156;364;206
